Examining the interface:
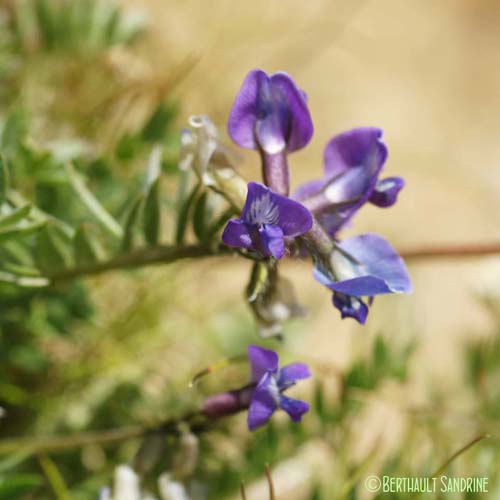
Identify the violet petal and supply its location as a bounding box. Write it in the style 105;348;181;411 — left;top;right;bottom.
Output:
248;345;279;383
247;372;278;431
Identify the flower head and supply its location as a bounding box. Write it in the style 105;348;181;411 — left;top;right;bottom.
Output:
314;233;412;323
228;69;313;155
222;182;313;259
295;128;404;235
247;345;311;431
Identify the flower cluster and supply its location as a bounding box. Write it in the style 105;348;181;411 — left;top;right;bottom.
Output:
222;69;412;324
182;68;413;432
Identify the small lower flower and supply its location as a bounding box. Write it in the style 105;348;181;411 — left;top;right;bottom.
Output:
247;345;311;431
200;345;311;431
222;182;312;259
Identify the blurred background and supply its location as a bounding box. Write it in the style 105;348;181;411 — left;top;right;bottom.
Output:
1;0;500;498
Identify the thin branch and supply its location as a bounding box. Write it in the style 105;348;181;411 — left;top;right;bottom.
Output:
265;463;276;500
0;426;146;455
0;411;208;456
47;244;227;282
240;482;248;500
430;434;490;478
41;239;500;284
399;242;500;261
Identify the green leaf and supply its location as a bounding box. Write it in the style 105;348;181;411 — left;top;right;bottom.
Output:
0;271;49;288
0;473;43;498
1;109;29;156
104;6;121;45
1;240;34;266
142;104;176;143
0;453;31;474
192;191;208;242
373;336;389;367
0;221;45;243
1;262;42;277
0;204;32;229
314;381;326;421
34;0;57;49
0;157;9;205
143;145;162;191
38;454;70;500
65;163;123;239
205;207;237;240
8;191;75;238
115;133;142;161
175;184;200;245
143;178;161;246
142;146;162;246
121;194;144;251
73;224;104;265
12;0;37;52
34;224;73;273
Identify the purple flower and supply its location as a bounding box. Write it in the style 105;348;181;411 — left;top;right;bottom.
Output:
228;69;313;155
247;345;311;431
295;128;404;235
222;182;313;259
314;233;412;324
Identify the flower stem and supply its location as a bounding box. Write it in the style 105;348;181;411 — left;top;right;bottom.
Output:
47;244;228;282
261;151;290;196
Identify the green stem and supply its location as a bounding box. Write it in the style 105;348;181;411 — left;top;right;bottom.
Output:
47;244;228;282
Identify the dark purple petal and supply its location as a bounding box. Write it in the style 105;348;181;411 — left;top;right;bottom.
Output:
248;345;279;383
228;69;265;150
227;69;313;154
259;224;285;259
221;219;252;249
279;395;310;422
242;182;312;237
369;177;405;207
247;372;278;431
329;233;412;295
242;182;281;226
275;198;313;237
323;127;387;179
278;363;311;388
269;72;313;152
332;293;368;324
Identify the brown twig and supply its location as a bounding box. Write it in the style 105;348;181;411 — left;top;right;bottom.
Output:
47;244;228;282
41;240;500;285
0;412;207;456
430;434;490;478
265;463;276;500
399;242;500;261
240;482;248;500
